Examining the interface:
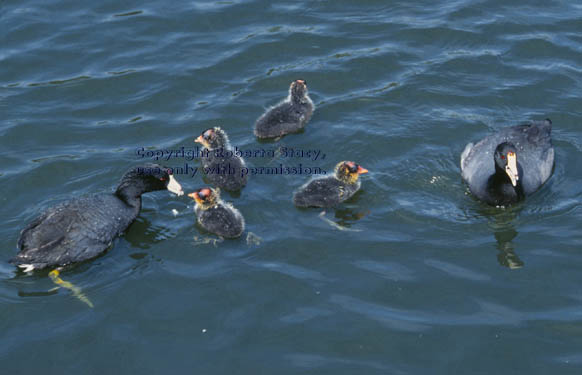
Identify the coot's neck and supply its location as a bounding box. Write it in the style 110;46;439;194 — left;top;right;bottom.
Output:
487;164;524;205
290;91;308;105
115;178;149;207
337;174;361;190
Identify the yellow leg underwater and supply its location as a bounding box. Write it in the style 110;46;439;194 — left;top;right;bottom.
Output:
48;269;94;308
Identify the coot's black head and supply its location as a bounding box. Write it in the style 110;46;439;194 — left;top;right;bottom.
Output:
335;161;368;184
289;79;308;103
188;187;219;210
116;164;184;201
195;127;229;149
494;142;519;187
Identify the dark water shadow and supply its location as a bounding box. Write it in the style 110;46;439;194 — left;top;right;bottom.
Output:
493;222;522;269
18;289;60;297
317;205;370;232
476;204;524;269
254;128;306;144
224;189;242;199
333;207;370;228
124;216;175;249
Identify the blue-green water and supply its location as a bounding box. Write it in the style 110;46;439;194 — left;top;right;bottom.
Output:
2;0;582;373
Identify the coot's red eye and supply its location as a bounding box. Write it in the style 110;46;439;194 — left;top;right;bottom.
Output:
500;155;505;159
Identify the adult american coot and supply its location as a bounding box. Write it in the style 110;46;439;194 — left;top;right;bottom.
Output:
254;79;314;139
188;187;245;238
11;164;184;271
293;161;368;208
195;127;248;191
460;119;554;207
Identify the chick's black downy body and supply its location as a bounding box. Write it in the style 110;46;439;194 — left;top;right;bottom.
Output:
196;127;247;191
293;161;368;208
189;187;245;238
255;80;314;139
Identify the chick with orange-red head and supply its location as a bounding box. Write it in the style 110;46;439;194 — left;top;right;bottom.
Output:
293;161;368;208
188;187;245;238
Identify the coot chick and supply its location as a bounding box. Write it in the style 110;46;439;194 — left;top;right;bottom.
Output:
460;119;554;206
293;161;368;208
188;187;245;238
11;164;184;271
254;79;314;139
195;127;248;191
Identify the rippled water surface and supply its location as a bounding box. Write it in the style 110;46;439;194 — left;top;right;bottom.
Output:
2;0;582;373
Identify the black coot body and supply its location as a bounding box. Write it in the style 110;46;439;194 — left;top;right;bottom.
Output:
189;187;244;238
293;161;368;208
254;80;314;139
460;119;554;206
196;127;248;191
11;164;183;271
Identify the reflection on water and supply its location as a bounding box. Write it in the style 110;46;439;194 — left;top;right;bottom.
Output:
334;207;370;226
494;224;522;269
483;207;524;269
124;216;178;248
18;288;59;298
318;207;369;231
